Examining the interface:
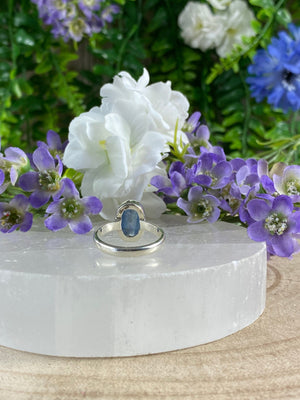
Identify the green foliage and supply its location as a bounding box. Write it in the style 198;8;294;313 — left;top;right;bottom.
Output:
0;0;85;150
0;0;298;165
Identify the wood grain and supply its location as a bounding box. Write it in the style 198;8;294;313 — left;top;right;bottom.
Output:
0;254;299;400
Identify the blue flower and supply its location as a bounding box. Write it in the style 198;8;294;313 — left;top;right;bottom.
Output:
247;23;300;113
44;178;102;234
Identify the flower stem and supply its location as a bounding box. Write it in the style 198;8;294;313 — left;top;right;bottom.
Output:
290;111;300;163
290;110;299;136
240;70;251;157
0;0;16;137
116;23;139;74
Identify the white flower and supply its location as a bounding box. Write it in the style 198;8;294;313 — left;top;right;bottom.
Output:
100;68;189;145
63;69;192;219
63;102;167;219
206;0;232;10
216;0;256;58
178;2;226;51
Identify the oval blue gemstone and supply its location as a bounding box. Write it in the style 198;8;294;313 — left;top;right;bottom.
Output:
121;209;140;237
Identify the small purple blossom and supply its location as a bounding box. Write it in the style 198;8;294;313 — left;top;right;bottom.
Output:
183;112;201;134
44;178;102;234
257;159;276;195
151;161;191;202
217;182;242;215
192;153;233;190
184;115;213;164
0;169;4;186
247;195;300;257
177;186;221;223
0;146;29;188
37;130;68;159
18;147;63;208
230;158;260;196
101;4;120;23
31;0;120;42
273;165;300;203
0;195;33;233
0;169;6;195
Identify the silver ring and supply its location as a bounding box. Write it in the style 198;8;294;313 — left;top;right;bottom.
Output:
94;200;165;256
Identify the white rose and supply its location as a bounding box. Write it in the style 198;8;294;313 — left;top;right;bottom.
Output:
178;2;226;51
100;68;189;145
216;0;256;58
206;0;232;10
63;103;167;219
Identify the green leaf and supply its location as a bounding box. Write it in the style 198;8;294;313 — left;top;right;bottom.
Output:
251;20;262;33
151;39;172;52
216;88;244;109
223;112;244;128
35;59;52;74
14;13;38;28
15;29;35;47
249;119;265;137
222;103;244;116
249;0;274;8
0;62;10;82
275;8;292;26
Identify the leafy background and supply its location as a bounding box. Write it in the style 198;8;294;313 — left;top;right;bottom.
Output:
0;0;299;164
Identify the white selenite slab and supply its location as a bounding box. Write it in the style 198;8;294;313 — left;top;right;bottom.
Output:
0;215;266;357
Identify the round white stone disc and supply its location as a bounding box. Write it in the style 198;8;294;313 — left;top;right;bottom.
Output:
0;215;266;357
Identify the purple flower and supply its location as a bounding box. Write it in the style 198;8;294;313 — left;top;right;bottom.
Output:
151;161;191;202
79;0;101;17
37;130;68;159
186;124;212;152
247;23;300;112
0;169;6;194
183;112;201;134
247;195;300;257
192;153;232;189
44;178;102;234
0;195;33;233
0;146;29;188
0;169;4;186
196;145;227;162
177;186;221;223
18;147;63;208
31;0;120;42
257;159;276;195
183;117;214;165
273;165;300;203
101;4;120;23
230;158;260;196
218;182;242;215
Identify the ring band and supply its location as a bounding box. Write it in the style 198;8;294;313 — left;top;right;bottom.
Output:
94;200;165;256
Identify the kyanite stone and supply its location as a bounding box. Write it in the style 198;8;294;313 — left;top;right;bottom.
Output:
121;209;140;237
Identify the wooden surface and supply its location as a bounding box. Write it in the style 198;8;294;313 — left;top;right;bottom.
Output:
0;254;299;400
